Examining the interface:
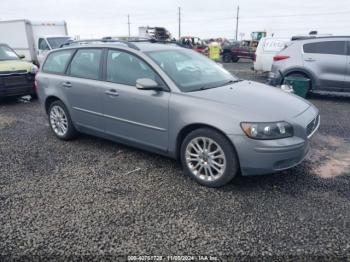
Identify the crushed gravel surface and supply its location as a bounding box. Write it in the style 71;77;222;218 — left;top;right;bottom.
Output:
0;63;349;260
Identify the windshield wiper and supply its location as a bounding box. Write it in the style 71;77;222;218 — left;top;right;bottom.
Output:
220;79;243;86
198;79;243;91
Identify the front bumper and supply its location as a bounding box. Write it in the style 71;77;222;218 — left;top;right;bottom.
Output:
229;106;319;176
266;71;283;86
0;73;35;97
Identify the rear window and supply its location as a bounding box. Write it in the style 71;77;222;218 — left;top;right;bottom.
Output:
68;49;102;80
42;50;74;74
303;41;346;55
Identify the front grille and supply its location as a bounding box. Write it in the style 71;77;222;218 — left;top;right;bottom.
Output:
307;115;320;138
0;73;35;96
3;75;28;86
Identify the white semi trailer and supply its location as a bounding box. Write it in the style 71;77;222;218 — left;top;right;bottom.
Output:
0;19;71;65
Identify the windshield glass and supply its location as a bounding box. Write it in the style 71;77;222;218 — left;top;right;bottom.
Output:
0;45;19;61
146;49;237;92
47;37;72;49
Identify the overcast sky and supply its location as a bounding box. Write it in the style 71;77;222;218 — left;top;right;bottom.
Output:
1;0;350;40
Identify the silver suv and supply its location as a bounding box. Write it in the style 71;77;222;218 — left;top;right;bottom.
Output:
268;36;350;94
37;40;319;187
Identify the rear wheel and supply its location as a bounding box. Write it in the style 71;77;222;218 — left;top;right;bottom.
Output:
232;56;239;63
222;53;232;63
48;100;78;140
180;128;239;187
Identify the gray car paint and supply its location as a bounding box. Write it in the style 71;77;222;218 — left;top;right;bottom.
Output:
37;43;319;176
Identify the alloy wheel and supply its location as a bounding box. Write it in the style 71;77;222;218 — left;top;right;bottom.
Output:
185;137;227;182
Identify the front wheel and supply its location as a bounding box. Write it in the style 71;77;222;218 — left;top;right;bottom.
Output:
48;100;78;140
180;128;239;187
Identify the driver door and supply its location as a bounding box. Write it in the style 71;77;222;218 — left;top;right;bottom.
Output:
101;49;170;152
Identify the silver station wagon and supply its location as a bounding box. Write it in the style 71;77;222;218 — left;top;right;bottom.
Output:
37;40;319;187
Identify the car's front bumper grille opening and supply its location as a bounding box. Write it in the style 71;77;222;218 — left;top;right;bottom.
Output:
307;114;320;138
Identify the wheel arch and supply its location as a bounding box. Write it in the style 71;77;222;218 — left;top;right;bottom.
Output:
175;123;240;167
45;96;62;114
282;68;316;89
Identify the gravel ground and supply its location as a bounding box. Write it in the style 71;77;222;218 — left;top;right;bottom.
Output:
1;62;350;260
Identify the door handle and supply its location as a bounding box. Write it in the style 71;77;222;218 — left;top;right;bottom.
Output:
304;58;316;62
105;89;119;97
62;81;72;88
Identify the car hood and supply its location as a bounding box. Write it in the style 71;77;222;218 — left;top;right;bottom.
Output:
0;60;34;73
187;81;311;121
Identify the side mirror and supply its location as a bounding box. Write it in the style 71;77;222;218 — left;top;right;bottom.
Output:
136;78;162;90
18;54;25;59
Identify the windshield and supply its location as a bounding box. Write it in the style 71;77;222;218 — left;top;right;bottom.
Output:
146;49;237;92
0;45;19;61
47;37;72;49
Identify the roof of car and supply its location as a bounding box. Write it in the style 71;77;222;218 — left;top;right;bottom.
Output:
59;39;183;52
292;36;350;42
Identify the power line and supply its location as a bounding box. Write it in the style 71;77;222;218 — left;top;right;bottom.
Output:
235;5;239;40
127;14;131;37
178;7;181;39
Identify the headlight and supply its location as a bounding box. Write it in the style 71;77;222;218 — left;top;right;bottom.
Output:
240;121;293;140
29;65;38;74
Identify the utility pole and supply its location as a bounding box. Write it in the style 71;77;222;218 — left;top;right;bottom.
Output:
178;7;181;39
235;5;239;41
127;14;131;37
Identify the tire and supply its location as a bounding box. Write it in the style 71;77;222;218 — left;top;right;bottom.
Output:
180;128;239;188
48;100;78;140
222;53;232;63
231;56;239;63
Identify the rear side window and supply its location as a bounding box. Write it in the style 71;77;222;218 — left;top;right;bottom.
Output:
106;49;160;86
69;49;102;80
42;50;74;74
303;41;346;55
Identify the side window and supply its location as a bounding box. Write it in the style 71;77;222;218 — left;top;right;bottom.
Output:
106;49;160;86
39;38;50;51
69;49;102;80
42;50;74;74
303;41;346;55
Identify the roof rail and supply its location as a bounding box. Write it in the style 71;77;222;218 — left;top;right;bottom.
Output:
60;38;140;50
128;38;185;47
291;35;350;41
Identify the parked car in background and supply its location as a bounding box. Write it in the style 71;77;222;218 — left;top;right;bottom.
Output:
254;37;291;73
268;36;350;94
0;19;71;66
37;40;319;187
221;40;255;63
0;43;37;98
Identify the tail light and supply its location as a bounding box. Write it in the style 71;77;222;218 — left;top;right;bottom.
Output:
273;55;290;61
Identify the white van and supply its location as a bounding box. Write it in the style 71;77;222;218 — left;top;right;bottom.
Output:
0;19;71;65
254;37;291;73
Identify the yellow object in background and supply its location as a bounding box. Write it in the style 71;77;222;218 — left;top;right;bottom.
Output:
208;42;221;61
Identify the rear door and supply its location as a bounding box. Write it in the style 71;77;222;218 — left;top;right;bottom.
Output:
303;40;347;90
64;48;105;133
